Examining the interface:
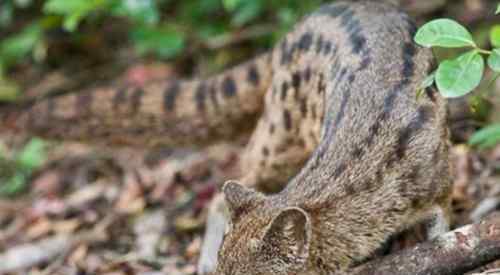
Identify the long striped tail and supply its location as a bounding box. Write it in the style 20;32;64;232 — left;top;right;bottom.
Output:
1;53;273;147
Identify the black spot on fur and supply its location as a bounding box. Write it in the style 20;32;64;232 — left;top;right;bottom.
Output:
402;42;416;81
283;109;292;131
352;146;363;159
281;82;289;101
316;35;324;54
311;103;317;120
333;86;351;128
222;77;237;98
281;39;296;65
163;82;180;112
247;64;260;86
298;32;314;51
339;7;368;55
323;41;333;55
300;98;308;117
318;74;326;94
348;74;356;84
195;83;207;112
208;84;219;112
395;106;432;160
304;67;312;82
351;35;366;55
292;71;302;90
262;146;270;156
269;123;275;134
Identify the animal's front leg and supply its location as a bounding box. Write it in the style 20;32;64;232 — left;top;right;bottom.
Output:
198;193;228;275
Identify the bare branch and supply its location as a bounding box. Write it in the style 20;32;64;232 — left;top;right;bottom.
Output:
346;213;500;275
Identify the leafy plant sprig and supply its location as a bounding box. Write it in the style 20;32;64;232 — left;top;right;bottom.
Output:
414;6;500;149
0;138;47;197
414;19;498;98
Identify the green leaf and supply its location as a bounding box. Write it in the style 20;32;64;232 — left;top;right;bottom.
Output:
488;49;500;72
0;2;14;27
0;23;43;68
496;4;500;14
469;124;500;149
130;25;185;58
414;18;476;48
16;138;46;170
436;50;484;98
231;0;263;26
0;173;27;197
222;0;244;11
43;0;110;31
490;25;500;48
111;0;159;25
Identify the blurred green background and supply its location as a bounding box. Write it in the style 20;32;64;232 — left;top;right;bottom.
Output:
0;0;325;78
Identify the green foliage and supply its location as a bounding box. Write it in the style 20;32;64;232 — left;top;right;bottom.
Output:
414;19;476;48
0;138;47;197
130;25;185;58
469;124;500;149
487;49;500;72
0;0;35;27
415;17;500;98
490;25;500;48
43;0;111;31
435;50;484;98
0;23;43;75
416;7;500;149
226;0;263;27
0;0;325;76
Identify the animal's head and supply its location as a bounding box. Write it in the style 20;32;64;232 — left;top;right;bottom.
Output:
215;180;312;275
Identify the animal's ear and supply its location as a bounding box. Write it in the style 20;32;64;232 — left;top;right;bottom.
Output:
261;207;312;266
223;180;265;219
